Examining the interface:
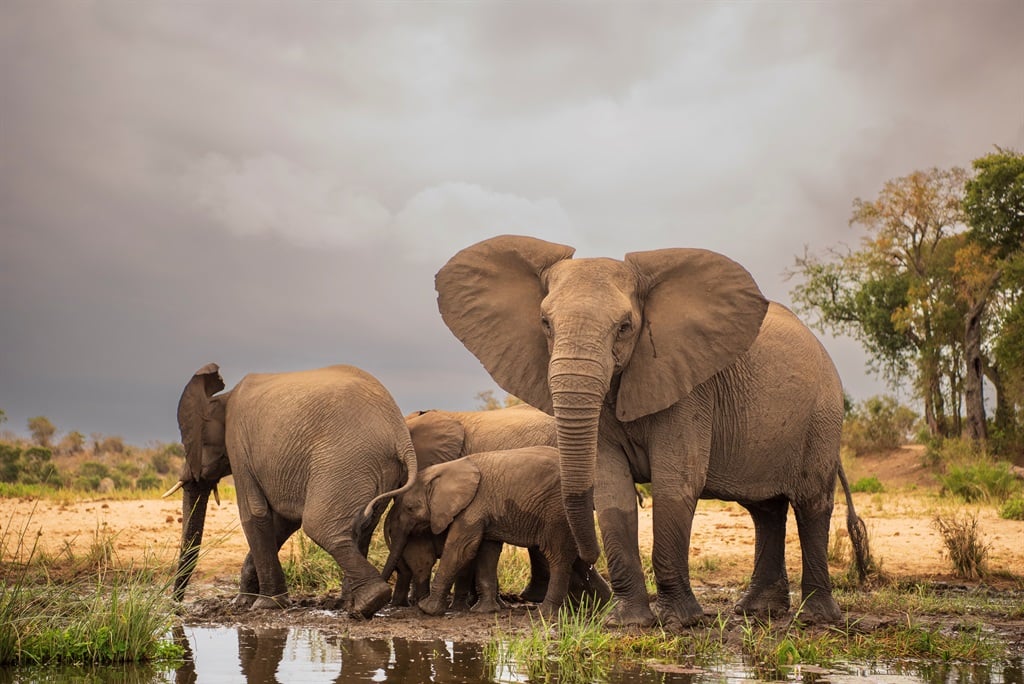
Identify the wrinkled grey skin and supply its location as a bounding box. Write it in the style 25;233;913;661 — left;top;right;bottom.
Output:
435;235;870;630
387;405;563;607
381;446;603;618
171;363;417;619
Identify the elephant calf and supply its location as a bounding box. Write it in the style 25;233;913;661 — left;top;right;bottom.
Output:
381;445;602;618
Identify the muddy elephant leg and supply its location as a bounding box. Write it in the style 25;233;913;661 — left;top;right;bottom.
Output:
240;513;291;609
537;550;574;619
450;564;478;611
236;514;301;608
735;497;791;616
419;519;482;616
305;517;392;619
567;557;612;607
595;450;654;628
793;499;842;623
519;547;550;603
470;540;506;613
391;535;436;607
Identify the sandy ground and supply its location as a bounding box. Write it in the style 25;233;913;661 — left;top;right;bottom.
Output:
2;446;1022;642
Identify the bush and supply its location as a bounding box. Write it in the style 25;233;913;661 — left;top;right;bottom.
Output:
851;476;885;493
924;436;983;469
999;496;1024;521
135;472;162;491
939;461;1022;503
842;396;919;455
933;513;988;580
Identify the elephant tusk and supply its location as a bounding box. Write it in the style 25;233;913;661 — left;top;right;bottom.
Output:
162;481;184;498
212;485;221;506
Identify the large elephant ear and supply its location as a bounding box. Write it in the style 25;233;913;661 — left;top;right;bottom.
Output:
406;411;467;468
435;235;575;414
424;459;482;535
618;249;769;422
176;363;225;482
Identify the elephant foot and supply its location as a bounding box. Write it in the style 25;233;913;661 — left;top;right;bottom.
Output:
232;593;257;609
537;600;565;621
449;593;476;612
606;598;656;629
418;594;447;616
251;593;290;610
655;594;704;631
735;579;791;617
390;593;411;608
470;594;507;614
795;590;842;625
350;580;392;619
519;580;547;604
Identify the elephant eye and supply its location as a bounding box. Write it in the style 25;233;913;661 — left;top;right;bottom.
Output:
540;315;552;335
618;318;633;336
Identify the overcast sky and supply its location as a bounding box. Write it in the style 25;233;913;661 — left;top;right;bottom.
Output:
2;2;1023;445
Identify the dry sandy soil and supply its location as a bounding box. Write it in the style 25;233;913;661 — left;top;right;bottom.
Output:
2;446;1022;643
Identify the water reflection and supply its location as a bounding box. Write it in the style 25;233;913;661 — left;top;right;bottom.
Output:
2;627;1019;683
168;625;493;683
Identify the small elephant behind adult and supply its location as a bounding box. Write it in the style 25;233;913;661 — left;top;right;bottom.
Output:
387;405;564;608
382;446;593;618
167;363;417;618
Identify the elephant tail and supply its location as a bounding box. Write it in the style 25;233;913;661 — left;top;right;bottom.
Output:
837;463;872;583
360;437;419;522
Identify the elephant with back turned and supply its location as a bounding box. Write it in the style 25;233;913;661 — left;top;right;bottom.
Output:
168;363;417;618
435;235;869;629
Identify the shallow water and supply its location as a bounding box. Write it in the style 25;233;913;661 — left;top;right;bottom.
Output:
3;626;1021;683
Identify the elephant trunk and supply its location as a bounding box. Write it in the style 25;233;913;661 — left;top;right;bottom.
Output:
173;479;212;601
380;527;408;582
550;357;609;565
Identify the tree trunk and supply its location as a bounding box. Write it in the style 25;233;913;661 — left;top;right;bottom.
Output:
963;303;988;443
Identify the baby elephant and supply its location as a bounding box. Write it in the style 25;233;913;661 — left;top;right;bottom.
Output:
381;445;598;617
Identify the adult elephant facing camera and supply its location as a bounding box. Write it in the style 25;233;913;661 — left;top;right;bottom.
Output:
435;235;869;629
168;363;417;618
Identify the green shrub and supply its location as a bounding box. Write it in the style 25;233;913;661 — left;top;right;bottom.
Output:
924;436;984;469
79;462;111;480
999;496;1024;521
851;476;885;493
135;472;162;491
939;461;1021;503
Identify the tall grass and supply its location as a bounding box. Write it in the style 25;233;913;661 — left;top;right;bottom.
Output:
0;509;182;666
486;596;614;683
933;513;989;580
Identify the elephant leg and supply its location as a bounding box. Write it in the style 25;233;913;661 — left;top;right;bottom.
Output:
595;448;654;627
567;557;612;607
393;536;436;607
793;499;842;624
450;564;478;611
649;390;714;631
537;550;574;619
419;519;481;616
470;540;506;613
391;557;414;607
240;513;291;609
236;515;301;608
519;547;550;603
735;497;791;616
304;516;391;620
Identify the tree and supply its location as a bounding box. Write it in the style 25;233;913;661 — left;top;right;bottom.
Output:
58;430;86;455
963;148;1024;444
27;415;57;448
474;390;524;411
791;167;969;437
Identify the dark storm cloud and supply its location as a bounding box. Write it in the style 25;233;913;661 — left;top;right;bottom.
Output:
1;2;1022;443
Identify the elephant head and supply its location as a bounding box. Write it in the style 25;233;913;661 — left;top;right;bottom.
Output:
435;235;769;563
380;459;482;582
166;362;231;600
